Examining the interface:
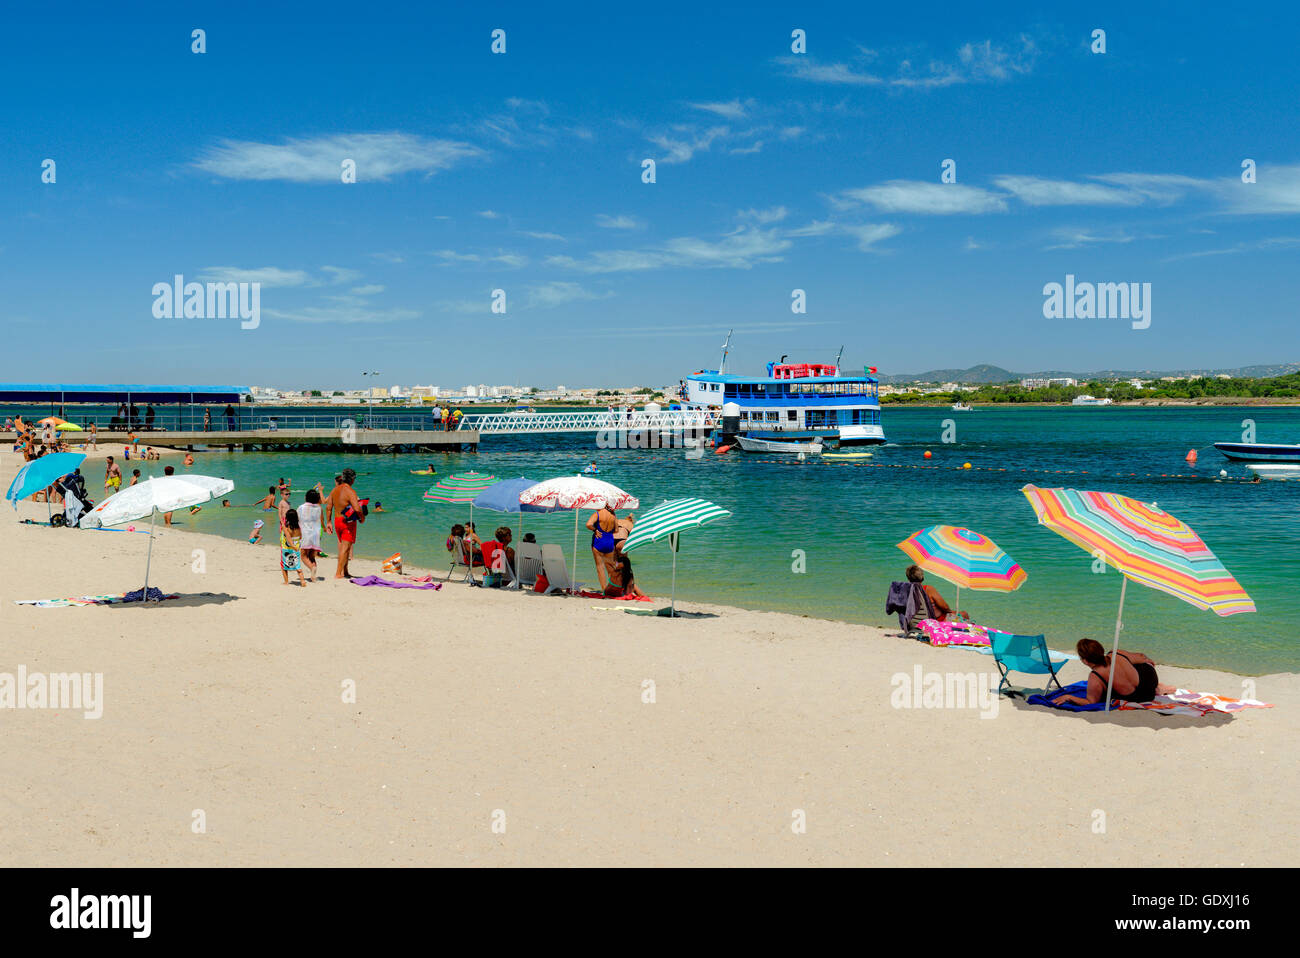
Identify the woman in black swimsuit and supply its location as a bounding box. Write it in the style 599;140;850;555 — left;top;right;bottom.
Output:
1056;638;1173;706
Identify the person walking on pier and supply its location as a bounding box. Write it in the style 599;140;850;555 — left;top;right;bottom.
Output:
203;408;212;432
225;404;236;431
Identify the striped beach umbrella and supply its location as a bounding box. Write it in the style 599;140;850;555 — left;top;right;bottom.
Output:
422;471;498;504
621;498;731;616
896;525;1027;615
1021;484;1254;709
423;471;498;535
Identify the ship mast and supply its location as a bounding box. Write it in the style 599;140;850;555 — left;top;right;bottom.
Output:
834;344;844;374
719;328;733;374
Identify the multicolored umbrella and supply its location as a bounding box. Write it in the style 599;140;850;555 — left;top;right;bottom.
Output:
422;471;498;504
519;476;639;577
1021;484;1254;709
896;525;1027;615
422;471;498;538
622;498;731;616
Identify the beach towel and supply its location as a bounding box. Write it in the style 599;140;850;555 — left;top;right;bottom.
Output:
349;575;442;590
577;590;653;602
1028;681;1274;717
916;618;991;647
15;588;179;608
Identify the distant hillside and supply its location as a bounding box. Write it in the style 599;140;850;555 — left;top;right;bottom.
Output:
879;362;1300;385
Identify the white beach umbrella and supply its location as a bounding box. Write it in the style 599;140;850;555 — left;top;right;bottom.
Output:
82;474;235;599
519;476;639;578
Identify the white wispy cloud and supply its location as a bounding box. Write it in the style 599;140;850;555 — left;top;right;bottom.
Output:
369;251;406;264
648;126;730;164
262;305;420;324
738;206;789;224
526;281;612;308
320;266;361;285
595;214;641;230
780;34;1039;89
993;175;1143;207
1045;228;1142;250
687;99;754;120
477;210;502;219
193;133;483;183
838;181;1008;215
197;266;311;287
520;231;566;241
350;284;385;295
548;226;791;272
841;223;903;250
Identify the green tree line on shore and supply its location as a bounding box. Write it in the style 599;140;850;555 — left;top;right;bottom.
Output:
882;373;1300;405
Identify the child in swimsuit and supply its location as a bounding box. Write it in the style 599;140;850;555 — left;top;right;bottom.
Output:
249;519;264;543
280;510;305;586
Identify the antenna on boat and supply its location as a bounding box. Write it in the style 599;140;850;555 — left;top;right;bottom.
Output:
834;345;844;374
719;329;733;374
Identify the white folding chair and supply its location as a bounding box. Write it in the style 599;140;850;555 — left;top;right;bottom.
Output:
540;544;584;595
514;542;543;590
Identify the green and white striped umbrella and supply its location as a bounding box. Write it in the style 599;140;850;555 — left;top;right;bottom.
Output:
621;498;731;616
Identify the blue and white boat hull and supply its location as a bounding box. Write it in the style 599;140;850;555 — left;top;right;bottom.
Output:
1215;442;1300;463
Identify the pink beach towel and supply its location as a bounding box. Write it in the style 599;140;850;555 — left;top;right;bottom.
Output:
917;618;991;647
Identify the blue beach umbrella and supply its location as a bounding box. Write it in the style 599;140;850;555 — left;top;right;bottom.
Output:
473;477;561;585
6;452;87;515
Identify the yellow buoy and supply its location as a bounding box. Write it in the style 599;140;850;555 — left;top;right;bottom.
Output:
962;462;972;469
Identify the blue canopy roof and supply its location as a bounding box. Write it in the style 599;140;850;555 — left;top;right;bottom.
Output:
0;384;250;403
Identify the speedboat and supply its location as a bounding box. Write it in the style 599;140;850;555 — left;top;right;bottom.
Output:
1215;441;1300;463
735;435;824;455
1246;463;1300;480
951;402;973;412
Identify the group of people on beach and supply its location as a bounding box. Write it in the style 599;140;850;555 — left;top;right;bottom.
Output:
444;506;645;598
248;470;372;585
903;563;1174;705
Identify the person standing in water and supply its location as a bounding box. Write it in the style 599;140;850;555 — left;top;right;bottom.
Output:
327;468;366;579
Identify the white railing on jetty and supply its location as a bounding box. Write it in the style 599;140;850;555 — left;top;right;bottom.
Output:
459;409;720;436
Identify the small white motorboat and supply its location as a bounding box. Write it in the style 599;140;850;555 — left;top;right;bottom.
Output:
1246;463;1300;481
735;435;824;455
951;402;973;412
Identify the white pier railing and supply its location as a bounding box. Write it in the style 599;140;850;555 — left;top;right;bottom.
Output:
459;409;720;436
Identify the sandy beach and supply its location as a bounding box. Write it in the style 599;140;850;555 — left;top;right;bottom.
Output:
3;448;1297;867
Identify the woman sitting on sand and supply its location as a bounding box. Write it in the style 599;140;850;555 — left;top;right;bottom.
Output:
905;565;969;622
1054;639;1176;706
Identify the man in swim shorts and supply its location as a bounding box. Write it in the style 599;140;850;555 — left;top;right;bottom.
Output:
327;467;365;579
104;457;122;494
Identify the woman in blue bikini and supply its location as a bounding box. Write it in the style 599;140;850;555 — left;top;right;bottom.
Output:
586;506;618;591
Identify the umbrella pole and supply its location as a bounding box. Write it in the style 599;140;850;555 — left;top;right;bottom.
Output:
670;541;678;616
1105;577;1127;712
955;584;961;617
142;508;156;602
572;509;579;591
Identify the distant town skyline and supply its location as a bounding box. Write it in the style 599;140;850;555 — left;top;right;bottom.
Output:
5;5;1299;386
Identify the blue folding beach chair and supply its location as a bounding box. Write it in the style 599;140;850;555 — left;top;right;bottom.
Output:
989;632;1064;696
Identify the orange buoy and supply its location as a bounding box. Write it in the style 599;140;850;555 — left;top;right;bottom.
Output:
923;450;932;459
715;445;731;455
962;462;972;470
1185;449;1198;465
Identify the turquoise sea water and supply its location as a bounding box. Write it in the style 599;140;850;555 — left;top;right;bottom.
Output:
46;405;1300;675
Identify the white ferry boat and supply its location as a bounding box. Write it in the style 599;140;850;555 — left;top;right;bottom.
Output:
679;338;885;446
1071;394;1113;406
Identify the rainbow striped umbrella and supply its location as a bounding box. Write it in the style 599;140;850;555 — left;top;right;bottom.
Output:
1022;484;1254;709
896;525;1027;614
423;471;498;534
422;471;498;504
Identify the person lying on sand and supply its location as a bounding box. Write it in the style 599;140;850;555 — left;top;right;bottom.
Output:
905;565;968;622
1054;638;1177;706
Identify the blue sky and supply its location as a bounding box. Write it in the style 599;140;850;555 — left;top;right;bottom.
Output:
4;2;1299;389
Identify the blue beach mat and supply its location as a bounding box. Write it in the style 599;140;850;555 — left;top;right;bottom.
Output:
1027;681;1105;711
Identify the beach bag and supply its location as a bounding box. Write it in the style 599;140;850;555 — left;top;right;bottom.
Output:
534;573;549;593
